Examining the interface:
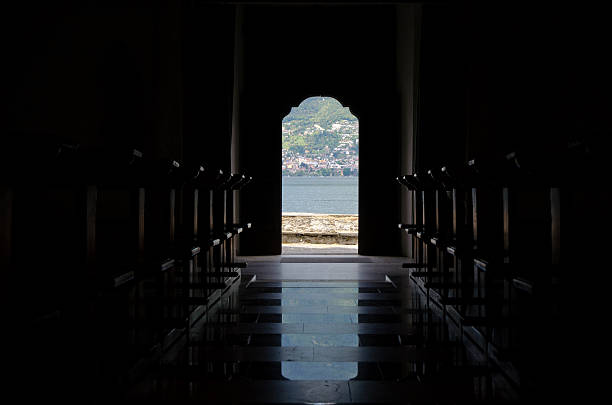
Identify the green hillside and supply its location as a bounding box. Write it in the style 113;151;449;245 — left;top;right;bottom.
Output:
283;97;357;131
282;97;358;155
282;97;359;176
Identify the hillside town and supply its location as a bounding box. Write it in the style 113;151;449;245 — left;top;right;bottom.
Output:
282;119;359;176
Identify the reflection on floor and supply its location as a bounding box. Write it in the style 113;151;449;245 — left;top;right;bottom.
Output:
281;283;359;380
128;257;515;403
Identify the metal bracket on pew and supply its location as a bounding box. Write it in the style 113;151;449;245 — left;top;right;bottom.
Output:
160;259;175;273
440;296;504;306
410;271;454;279
112;270;135;288
423;282;461;289
512;277;534;294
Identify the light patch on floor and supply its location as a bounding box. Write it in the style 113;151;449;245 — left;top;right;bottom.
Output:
282;243;358;255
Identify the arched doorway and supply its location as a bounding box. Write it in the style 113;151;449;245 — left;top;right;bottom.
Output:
281;96;359;255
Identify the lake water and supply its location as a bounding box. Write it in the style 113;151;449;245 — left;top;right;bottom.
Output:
282;176;358;214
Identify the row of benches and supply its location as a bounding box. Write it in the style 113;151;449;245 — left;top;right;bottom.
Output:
0;136;252;394
396;144;584;397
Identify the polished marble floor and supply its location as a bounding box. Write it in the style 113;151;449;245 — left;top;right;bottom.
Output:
128;256;507;403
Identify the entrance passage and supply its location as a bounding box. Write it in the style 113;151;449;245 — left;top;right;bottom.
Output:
281;96;359;254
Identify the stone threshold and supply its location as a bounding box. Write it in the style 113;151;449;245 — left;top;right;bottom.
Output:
282;213;358;245
282;232;357;244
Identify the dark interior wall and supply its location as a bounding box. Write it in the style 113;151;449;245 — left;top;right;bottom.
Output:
415;2;612;162
236;5;402;255
2;1;184;160
462;1;612;272
182;3;236;171
396;5;421;257
461;3;561;159
416;3;467;170
457;3;612;159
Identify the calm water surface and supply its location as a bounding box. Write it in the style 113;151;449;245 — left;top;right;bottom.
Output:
282;176;358;214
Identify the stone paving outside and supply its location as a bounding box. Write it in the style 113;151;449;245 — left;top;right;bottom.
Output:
282;213;357;244
282;213;358;254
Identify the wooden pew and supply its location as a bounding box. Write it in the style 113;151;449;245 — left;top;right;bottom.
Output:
225;173;253;270
397;174;428;270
